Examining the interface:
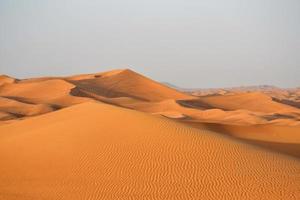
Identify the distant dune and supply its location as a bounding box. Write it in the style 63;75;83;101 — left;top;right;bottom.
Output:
67;69;191;101
195;92;297;113
0;75;16;85
0;69;299;199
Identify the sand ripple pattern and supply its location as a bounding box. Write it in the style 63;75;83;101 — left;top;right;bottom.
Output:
0;102;299;199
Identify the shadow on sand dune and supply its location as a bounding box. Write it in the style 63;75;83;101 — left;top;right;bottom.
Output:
180;120;300;158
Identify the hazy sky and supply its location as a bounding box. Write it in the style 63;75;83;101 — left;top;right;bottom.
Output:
0;0;299;88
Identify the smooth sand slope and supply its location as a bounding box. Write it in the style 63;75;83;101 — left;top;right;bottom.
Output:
67;69;191;101
0;102;299;199
0;75;16;86
1;69;300;158
0;97;53;118
183;121;300;158
0;78;91;112
197;92;298;113
0;70;298;125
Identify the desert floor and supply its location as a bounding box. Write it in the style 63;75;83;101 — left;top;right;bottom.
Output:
0;69;299;199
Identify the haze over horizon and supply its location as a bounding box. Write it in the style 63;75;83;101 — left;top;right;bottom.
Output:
1;0;299;88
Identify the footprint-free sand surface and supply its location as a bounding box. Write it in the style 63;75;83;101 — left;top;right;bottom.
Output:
0;102;299;199
0;69;300;199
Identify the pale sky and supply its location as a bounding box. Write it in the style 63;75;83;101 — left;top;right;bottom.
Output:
0;0;299;88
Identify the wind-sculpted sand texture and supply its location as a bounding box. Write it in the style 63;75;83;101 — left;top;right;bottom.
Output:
0;69;299;156
0;96;54;118
196;92;298;113
181;121;300;158
0;102;299;200
0;75;16;86
67;69;191;101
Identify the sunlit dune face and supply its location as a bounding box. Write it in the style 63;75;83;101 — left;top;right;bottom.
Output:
0;69;299;199
0;102;299;199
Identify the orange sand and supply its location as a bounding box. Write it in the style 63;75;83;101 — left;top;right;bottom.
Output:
0;69;300;199
0;102;299;199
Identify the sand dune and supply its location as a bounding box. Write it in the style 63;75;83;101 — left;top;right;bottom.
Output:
0;75;16;86
0;96;54;117
0;79;74;101
0;69;299;154
0;69;300;199
0;69;191;122
197;92;297;113
1;70;298;126
0;78;91;109
67;69;192;101
210;123;300;143
183;121;300;157
0;102;299;199
0;111;15;121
